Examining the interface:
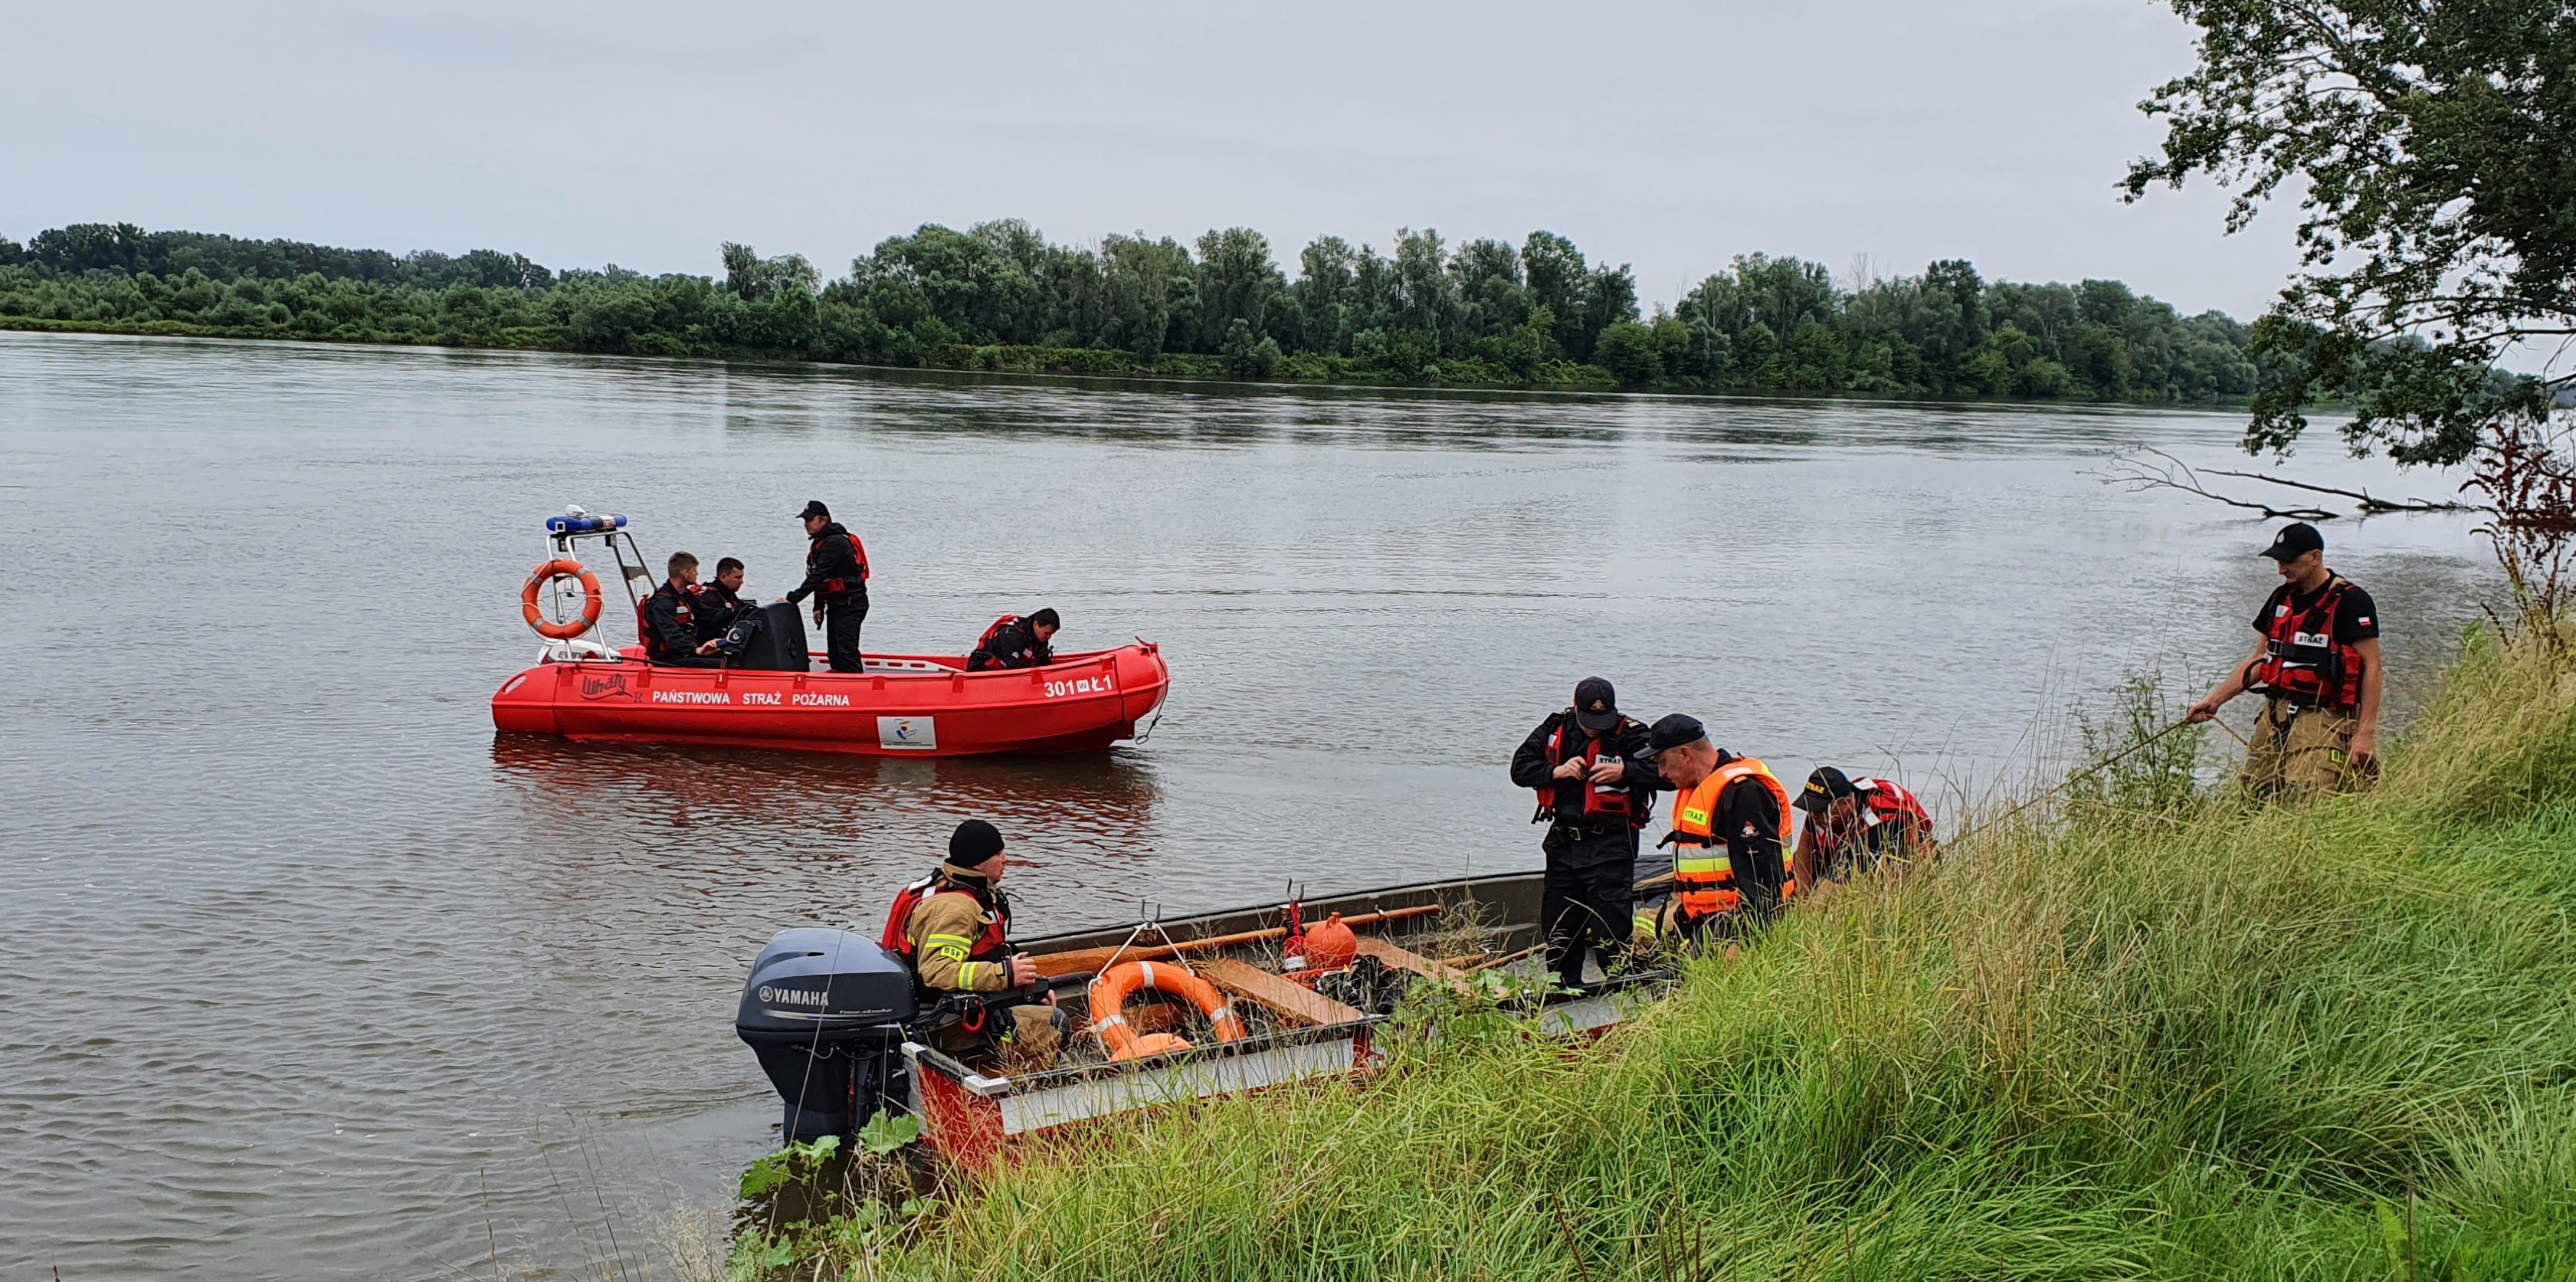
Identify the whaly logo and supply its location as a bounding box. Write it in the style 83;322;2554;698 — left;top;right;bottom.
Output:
578;672;634;700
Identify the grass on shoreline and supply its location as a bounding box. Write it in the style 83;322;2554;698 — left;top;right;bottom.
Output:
735;633;2576;1281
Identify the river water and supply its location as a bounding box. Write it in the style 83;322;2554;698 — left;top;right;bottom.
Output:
0;332;2497;1278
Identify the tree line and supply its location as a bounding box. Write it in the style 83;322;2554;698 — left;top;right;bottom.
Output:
0;221;2258;400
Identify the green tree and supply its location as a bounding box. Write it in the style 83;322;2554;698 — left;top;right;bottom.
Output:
2127;0;2575;463
1594;319;1663;387
1195;227;1283;353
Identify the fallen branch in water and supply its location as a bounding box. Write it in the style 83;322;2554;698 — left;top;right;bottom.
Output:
2095;448;2338;520
2200;467;2485;513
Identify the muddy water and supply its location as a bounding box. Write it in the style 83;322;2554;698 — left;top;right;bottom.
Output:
0;332;2496;1278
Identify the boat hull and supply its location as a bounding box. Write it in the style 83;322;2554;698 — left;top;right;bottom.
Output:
489;643;1168;757
891;871;1673;1171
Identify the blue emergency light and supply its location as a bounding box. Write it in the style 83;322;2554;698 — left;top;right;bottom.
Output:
545;513;628;534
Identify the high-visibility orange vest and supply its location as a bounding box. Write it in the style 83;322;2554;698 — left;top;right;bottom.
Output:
1668;755;1794;918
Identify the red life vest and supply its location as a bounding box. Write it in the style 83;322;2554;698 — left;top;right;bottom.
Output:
2247;576;2362;710
810;531;870;596
1535;712;1644;828
1814;778;1935;857
977;615;1020;653
636;582;696;659
879;869;1011;964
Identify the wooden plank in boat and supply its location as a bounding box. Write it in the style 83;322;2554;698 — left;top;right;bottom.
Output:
1198;959;1365;1028
1352;936;1474;993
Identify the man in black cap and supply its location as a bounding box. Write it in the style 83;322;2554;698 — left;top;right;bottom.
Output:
1791;767;1935;890
1643;713;1793;938
2186;521;2384;801
782;500;870;674
879;819;1064;1071
1509;677;1660;988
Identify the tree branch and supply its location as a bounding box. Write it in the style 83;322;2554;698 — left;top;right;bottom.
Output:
2093;448;2341;520
2201;467;2486;513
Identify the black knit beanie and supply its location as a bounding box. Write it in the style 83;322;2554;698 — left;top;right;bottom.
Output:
946;819;1005;868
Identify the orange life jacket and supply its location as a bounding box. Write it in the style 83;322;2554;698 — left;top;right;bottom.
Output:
1533;711;1645;828
1666;754;1794;918
2247;576;2363;710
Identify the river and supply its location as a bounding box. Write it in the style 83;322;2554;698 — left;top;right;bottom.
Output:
0;331;2498;1278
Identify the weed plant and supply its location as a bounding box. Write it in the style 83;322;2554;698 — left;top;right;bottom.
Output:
744;633;2576;1280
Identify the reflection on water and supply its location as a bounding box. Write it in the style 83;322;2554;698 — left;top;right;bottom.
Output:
0;332;2500;1279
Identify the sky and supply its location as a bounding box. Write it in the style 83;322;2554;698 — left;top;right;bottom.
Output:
0;0;2304;320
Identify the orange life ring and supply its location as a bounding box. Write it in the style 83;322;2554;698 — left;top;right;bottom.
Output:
520;559;604;639
1086;960;1247;1062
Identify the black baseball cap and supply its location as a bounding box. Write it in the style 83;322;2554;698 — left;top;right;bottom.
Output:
2261;522;2324;561
1797;766;1859;813
1644;713;1705;756
798;500;831;520
1571;677;1620;733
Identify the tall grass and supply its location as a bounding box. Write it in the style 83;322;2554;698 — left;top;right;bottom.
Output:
782;635;2576;1280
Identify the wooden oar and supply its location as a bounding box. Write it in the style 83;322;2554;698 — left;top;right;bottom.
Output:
1031;903;1444;979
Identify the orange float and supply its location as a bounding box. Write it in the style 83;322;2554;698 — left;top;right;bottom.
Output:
1302;913;1358;969
519;559;604;640
1086;960;1247;1061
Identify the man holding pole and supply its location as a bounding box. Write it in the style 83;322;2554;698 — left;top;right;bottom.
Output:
2186;522;2384;802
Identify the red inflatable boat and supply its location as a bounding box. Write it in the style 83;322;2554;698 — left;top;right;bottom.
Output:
487;512;1170;757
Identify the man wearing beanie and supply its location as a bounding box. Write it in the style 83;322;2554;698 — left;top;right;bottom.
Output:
880;819;1064;1071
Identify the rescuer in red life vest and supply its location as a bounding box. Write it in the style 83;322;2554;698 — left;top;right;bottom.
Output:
2185;522;2384;802
641;551;724;667
881;820;1064;1071
965;608;1059;671
1509;677;1660;989
782;500;869;674
1791;766;1935;890
691;556;752;649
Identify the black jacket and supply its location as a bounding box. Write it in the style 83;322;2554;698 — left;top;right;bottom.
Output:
788;523;867;605
692;582;749;643
640;582;700;661
966;618;1054;671
1509;711;1662;831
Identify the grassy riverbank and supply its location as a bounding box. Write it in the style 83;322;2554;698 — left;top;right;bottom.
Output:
732;631;2576;1280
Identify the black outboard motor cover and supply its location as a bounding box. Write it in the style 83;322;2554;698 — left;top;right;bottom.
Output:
736;928;918;1142
731;602;810;672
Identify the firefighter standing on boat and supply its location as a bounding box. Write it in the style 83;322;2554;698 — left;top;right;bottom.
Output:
883;820;1065;1071
1509;677;1660;990
785;500;870;674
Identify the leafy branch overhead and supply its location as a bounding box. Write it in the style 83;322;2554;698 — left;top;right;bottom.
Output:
2127;0;2576;464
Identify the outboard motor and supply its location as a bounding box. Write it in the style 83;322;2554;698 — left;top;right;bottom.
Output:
736;928;917;1143
729;603;810;672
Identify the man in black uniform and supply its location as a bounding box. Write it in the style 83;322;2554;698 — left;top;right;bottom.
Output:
1509;677;1660;989
641;552;723;667
782;500;869;674
965;608;1060;671
693;556;752;648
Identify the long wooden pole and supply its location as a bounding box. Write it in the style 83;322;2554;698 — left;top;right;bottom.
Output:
1031;903;1444;979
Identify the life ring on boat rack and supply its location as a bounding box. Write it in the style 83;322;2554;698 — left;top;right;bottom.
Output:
1087;959;1247;1062
520;559;604;640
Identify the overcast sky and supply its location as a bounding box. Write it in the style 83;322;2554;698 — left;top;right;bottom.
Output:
0;0;2301;319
